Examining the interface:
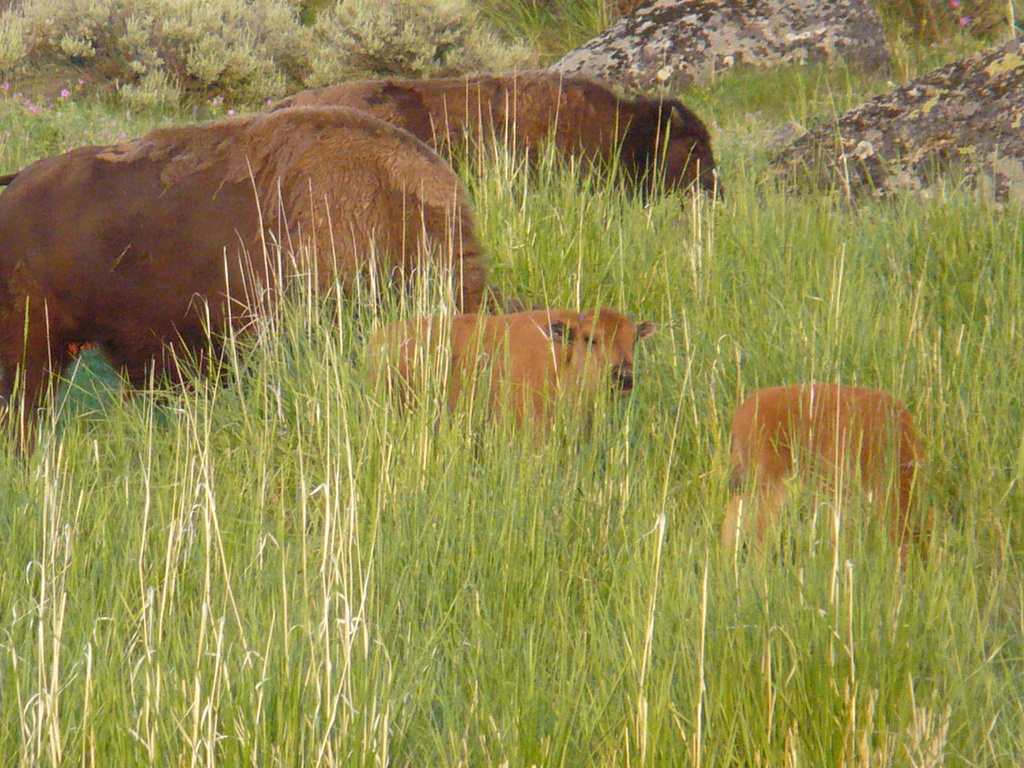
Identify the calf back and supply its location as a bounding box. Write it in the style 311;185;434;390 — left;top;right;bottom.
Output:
723;383;926;560
371;307;655;425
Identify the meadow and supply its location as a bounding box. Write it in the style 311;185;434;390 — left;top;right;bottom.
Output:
0;40;1022;768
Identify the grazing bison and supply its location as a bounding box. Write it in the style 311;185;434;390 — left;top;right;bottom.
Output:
0;106;488;429
721;384;928;563
369;307;657;427
272;70;720;198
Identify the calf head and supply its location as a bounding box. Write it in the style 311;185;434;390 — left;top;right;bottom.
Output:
541;307;657;395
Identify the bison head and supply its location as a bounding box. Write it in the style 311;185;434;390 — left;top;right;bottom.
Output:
661;102;722;200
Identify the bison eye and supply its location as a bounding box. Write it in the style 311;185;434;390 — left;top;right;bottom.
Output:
582;334;596;347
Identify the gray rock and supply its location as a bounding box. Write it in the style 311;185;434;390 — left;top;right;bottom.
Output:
549;0;890;94
770;38;1024;204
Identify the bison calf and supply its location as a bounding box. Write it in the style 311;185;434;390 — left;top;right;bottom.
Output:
721;383;928;563
370;307;657;427
0;106;488;431
273;70;720;198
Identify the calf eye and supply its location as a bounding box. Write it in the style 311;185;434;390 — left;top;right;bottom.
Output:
582;334;596;347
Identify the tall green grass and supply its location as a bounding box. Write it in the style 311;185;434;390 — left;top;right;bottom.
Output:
474;0;614;66
1;62;1022;766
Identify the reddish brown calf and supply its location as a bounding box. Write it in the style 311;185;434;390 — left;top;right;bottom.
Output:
721;383;928;562
370;307;657;427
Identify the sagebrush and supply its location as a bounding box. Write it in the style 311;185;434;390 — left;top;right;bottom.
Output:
0;0;532;106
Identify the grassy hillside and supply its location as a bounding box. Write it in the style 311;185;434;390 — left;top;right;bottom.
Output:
0;34;1022;768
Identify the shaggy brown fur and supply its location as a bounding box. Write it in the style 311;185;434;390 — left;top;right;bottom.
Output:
721;383;928;564
369;307;657;427
0;106;488;429
273;70;720;198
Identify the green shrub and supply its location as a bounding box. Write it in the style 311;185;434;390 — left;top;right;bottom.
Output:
305;0;533;86
874;0;1015;42
0;0;531;107
0;11;25;77
0;0;309;103
117;68;181;111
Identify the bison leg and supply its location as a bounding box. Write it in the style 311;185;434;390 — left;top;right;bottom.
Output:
102;334;174;392
105;326;224;392
456;255;488;313
0;314;71;438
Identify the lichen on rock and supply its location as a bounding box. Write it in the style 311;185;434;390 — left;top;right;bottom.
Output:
549;0;889;94
769;38;1024;204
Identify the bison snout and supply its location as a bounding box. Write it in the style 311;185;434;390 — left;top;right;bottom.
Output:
612;364;634;393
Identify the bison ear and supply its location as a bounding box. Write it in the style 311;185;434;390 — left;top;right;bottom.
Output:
669;102;707;138
543;320;575;344
669;104;686;131
635;321;658;341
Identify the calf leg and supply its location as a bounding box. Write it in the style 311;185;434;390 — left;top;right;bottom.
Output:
720;493;747;553
721;480;790;553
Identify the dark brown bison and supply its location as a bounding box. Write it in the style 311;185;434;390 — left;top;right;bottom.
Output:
0;106;488;429
272;70;720;198
369;307;657;428
721;383;929;564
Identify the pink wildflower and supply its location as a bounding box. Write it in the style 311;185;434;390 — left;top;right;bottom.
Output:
1;82;8;92
959;15;970;25
227;109;235;116
60;88;70;99
949;0;959;7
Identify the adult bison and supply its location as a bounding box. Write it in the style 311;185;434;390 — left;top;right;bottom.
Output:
272;70;720;198
0;106;488;430
369;306;657;428
721;383;929;564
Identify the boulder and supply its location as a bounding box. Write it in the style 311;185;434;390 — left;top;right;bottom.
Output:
770;38;1024;204
549;0;890;94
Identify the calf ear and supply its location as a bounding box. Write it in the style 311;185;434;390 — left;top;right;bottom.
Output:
543;320;575;344
635;321;658;341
